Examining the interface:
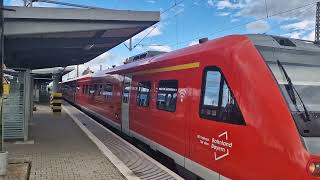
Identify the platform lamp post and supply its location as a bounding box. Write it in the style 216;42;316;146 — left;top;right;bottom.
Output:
0;0;8;176
316;2;320;43
0;0;3;154
0;0;3;149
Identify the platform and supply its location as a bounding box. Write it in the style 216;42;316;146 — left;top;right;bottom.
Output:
63;103;183;180
4;104;125;180
4;102;183;180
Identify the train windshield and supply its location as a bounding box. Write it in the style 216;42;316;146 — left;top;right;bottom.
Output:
268;62;320;137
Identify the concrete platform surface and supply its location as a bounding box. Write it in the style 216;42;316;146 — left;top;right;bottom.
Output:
4;104;125;180
63;103;183;180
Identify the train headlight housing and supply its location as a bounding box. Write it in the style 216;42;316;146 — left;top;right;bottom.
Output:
309;161;320;176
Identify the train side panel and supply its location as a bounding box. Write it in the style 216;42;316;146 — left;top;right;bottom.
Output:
61;35;318;180
75;76;122;128
129;62;195;165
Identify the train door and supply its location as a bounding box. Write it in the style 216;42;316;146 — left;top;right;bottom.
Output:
121;75;132;136
73;81;77;103
188;66;245;179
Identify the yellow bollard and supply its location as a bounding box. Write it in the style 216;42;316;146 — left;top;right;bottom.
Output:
50;93;62;112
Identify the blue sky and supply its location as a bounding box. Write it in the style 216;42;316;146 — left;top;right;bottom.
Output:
5;0;318;80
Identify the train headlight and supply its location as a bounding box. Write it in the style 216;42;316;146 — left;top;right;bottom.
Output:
309;161;320;176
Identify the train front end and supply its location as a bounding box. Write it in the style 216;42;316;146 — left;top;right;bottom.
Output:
249;34;320;179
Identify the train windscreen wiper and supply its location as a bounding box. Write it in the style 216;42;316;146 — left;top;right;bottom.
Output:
276;60;311;122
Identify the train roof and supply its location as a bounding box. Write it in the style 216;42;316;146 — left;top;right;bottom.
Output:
63;34;320;82
247;34;320;66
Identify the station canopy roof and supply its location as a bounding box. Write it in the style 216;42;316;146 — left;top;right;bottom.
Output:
4;6;160;70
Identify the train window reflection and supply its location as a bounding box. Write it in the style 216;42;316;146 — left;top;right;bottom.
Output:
204;71;220;106
122;82;130;103
93;84;97;96
200;67;245;125
98;84;103;96
137;81;151;107
104;83;113;100
89;85;94;95
85;85;89;95
200;70;220;119
157;80;178;112
221;81;245;125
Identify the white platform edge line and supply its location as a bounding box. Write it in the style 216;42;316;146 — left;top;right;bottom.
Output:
64;103;184;180
63;105;140;180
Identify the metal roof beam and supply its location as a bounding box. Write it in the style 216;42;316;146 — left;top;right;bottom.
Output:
5;37;126;51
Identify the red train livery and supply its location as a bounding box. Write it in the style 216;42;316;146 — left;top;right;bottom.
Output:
62;34;320;180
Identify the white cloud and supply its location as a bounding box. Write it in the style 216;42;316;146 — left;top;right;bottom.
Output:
32;2;59;7
62;51;125;81
284;30;315;41
210;0;316;37
194;1;200;6
281;20;314;31
218;12;231;16
283;31;304;39
231;18;239;22
303;31;315;41
246;20;270;33
216;0;242;10
146;0;156;3
188;41;198;46
171;3;185;16
10;0;58;7
131;25;162;43
80;52;122;73
148;45;172;52
213;0;316;20
10;0;23;6
208;0;214;7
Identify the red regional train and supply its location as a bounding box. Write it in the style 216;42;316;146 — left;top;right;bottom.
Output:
61;34;320;180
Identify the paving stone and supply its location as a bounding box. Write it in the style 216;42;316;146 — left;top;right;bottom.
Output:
64;103;180;180
4;104;125;180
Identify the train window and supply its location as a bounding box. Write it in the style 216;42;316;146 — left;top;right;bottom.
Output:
82;85;85;94
137;81;151;107
97;84;103;96
93;84;97;96
220;81;245;125
85;85;89;95
156;80;178;112
76;85;80;93
200;70;221;118
104;83;113;100
89;85;94;96
200;67;245;125
122;82;130;103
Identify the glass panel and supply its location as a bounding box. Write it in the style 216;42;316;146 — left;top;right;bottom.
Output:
137;81;151;107
98;84;103;96
268;63;320;112
221;81;245;124
103;84;113;100
156;80;178;112
89;85;94;95
203;71;221;106
122;82;130;103
200;68;245;125
266;62;320;137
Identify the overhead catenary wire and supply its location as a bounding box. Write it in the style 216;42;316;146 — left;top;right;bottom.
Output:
265;4;317;35
160;0;185;15
175;0;319;46
141;0;320;48
126;0;186;50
